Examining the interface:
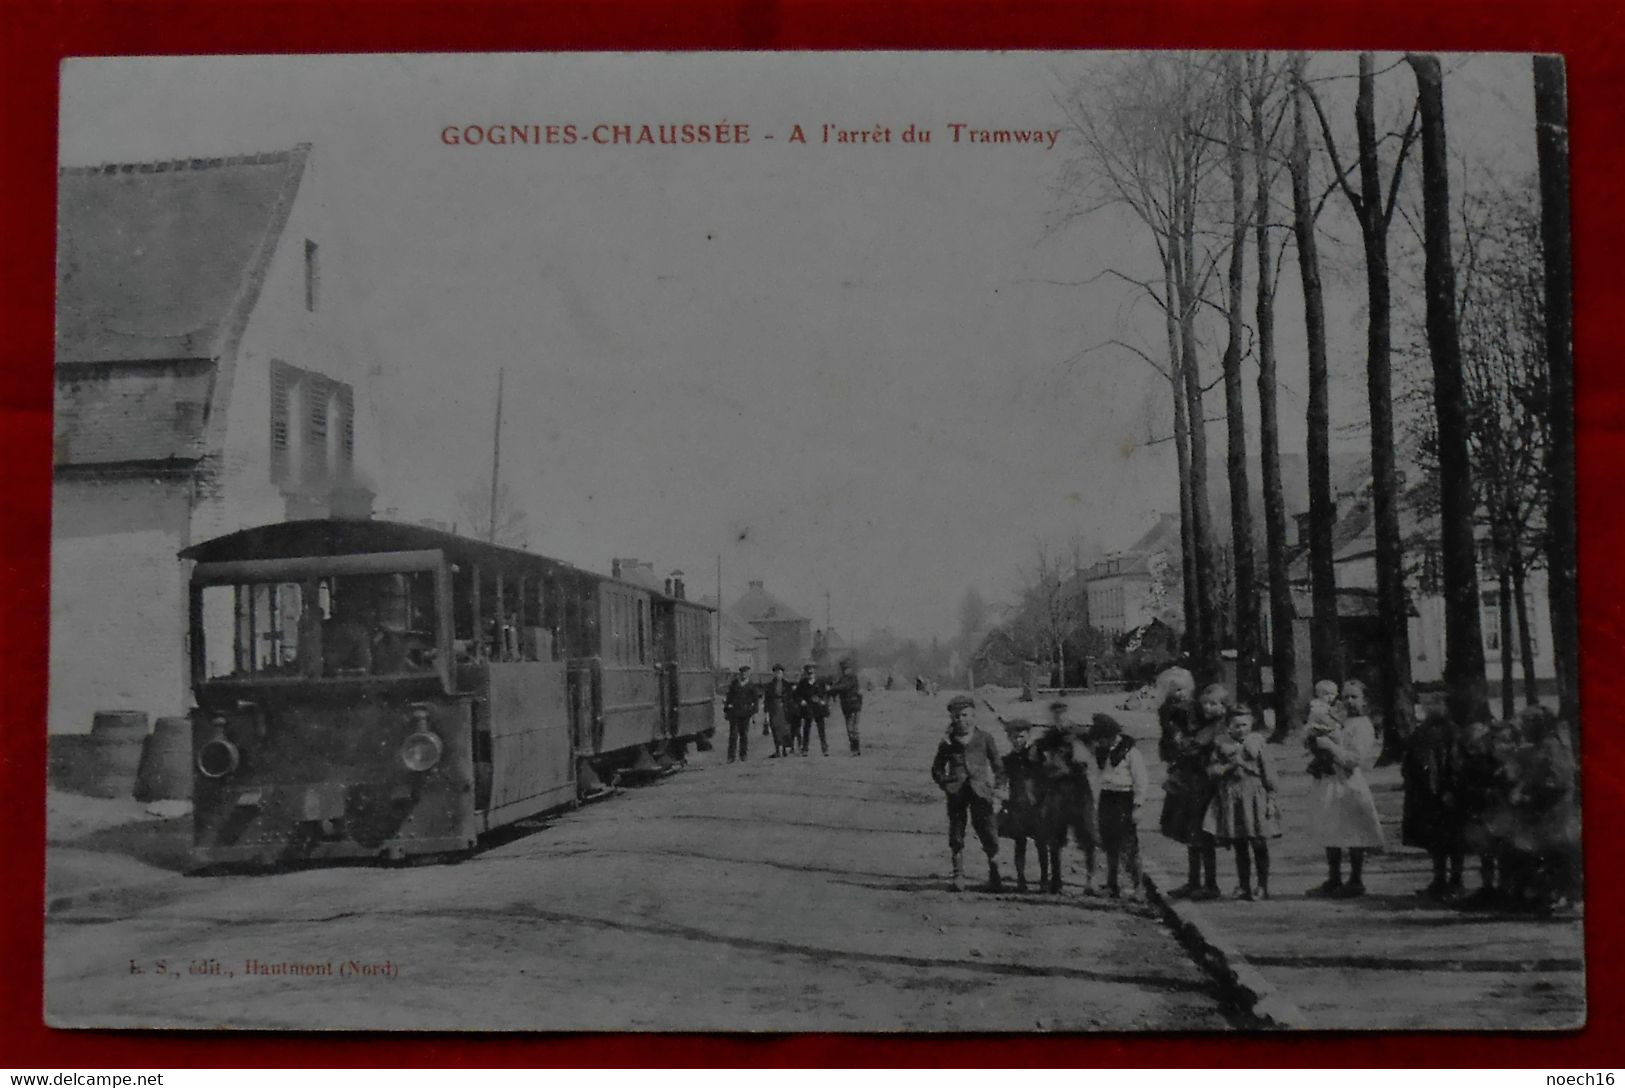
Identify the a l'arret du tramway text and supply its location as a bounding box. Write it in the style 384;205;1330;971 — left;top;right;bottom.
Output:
439;122;1063;149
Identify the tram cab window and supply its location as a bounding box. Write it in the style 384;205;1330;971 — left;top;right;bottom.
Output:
199;581;309;680
199;572;439;681
313;570;438;676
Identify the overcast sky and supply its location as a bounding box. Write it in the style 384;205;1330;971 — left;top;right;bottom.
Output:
59;51;1540;640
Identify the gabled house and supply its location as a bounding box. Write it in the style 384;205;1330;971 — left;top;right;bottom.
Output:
1082;513;1182;635
730;580;813;670
1280;464;1556;698
51;144;382;734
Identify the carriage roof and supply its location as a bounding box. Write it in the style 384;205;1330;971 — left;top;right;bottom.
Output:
180;518;712;609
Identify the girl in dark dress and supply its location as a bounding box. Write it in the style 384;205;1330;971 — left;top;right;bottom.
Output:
1159;672;1223;901
1402;707;1465;899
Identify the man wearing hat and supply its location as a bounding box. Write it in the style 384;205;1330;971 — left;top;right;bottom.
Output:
722;665;760;763
1089;712;1147;899
930;694;1006;891
794;663;831;756
830;658;865;756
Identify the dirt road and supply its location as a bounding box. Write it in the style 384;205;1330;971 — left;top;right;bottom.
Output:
45;691;1234;1031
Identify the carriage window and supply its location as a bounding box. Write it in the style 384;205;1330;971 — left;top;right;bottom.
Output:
637;599;647;664
199;581;309;680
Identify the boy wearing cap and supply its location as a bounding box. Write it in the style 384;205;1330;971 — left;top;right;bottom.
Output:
930;695;1007;891
1090;713;1147;899
722;665;759;763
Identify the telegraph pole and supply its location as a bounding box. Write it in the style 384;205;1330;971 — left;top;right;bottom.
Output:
487;367;505;544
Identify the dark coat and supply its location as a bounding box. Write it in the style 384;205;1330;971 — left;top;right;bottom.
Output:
1160;704;1218;845
1401;718;1465;851
761;677;794;717
723;677;759;722
794;676;829;720
830;672;864;714
931;727;1005;799
1000;747;1047;838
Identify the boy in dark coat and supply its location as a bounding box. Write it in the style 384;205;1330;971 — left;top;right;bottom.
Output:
998;718;1052;893
931;695;1006;892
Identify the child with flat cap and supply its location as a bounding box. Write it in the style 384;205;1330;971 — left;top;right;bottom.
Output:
930;694;1006;892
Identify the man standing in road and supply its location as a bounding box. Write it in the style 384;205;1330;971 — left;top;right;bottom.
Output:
722;665;759;764
794;663;831;756
830;658;864;756
930;694;1006;892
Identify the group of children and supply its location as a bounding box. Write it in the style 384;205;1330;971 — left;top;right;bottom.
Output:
930;674;1578;910
1156;671;1285;902
1401;700;1580;913
930;695;1149;897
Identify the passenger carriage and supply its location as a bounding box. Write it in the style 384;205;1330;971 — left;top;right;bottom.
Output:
180;518;716;866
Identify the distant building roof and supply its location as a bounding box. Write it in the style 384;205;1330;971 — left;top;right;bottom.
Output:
732;580;810;624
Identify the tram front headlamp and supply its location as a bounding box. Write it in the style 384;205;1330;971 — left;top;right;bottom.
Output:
399;707;442;773
198;735;241;779
399;731;443;773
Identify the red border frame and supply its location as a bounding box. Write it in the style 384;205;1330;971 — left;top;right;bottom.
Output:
4;0;1623;1067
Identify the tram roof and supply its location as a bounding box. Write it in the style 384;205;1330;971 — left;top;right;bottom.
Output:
181;517;712;608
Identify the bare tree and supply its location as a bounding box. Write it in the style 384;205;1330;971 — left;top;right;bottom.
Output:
1288;54;1343;692
1246;53;1301;739
1015;539;1087;687
456;481;531;549
1063;54;1226;679
1408;52;1487;724
958;586;990;641
1535;55;1578;724
1306;54;1420;756
1221;54;1261;709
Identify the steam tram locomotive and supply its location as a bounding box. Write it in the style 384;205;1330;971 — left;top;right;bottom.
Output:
180;518;717;866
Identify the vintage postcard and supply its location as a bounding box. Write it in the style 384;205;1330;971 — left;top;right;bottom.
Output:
44;50;1583;1031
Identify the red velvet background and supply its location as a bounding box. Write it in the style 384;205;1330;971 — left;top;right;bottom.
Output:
3;0;1622;1066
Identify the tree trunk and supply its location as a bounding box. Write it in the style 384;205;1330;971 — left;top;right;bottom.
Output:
1259;58;1299;740
1179;181;1220;682
1356;53;1416;761
1166;245;1199;656
1223;57;1261;709
1409;52;1488;726
1290;57;1343;690
1534;55;1578;725
1499;562;1515;720
1512;552;1539;708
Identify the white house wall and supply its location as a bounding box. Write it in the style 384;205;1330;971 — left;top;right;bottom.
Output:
193;148;383;544
49;476;193;733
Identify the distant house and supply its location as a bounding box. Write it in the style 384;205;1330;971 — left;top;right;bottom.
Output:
1082;513;1183;635
730;580;813;670
1280;469;1556;699
50;144;381;734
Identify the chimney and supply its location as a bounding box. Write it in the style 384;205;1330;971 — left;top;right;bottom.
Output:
612;559;623;579
748;579;764;591
664;577;674;595
671;569;686;600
